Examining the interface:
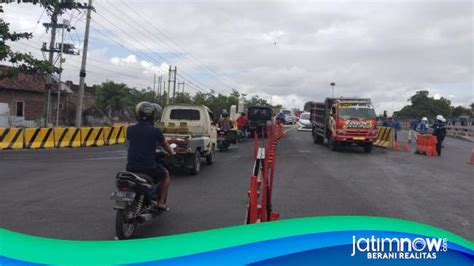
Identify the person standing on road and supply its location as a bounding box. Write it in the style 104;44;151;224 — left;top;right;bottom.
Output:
126;102;175;211
408;119;419;143
392;117;401;142
417;117;429;134
432;115;447;156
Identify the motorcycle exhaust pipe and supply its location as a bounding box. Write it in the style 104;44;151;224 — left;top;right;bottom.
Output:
136;213;153;223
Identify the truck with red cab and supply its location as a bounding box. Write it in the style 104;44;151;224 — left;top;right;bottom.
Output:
310;98;378;152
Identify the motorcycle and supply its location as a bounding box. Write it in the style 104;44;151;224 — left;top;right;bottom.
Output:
111;144;176;240
217;129;230;152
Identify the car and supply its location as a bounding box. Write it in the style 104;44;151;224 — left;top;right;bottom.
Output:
297;112;311;131
281;109;296;125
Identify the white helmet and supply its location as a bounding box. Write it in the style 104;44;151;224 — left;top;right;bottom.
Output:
422;117;428;122
436;114;444;121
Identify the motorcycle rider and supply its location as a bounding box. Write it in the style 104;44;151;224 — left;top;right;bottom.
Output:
236;112;248;140
218;110;232;131
126;102;175;211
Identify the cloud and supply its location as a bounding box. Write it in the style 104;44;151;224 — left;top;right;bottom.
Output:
2;0;472;110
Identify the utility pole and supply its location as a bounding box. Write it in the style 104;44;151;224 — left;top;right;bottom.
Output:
153;73;156;93
43;11;58;127
166;66;172;105
167;66;177;104
55;18;68;127
172;67;177;104
177;81;185;102
75;0;93;127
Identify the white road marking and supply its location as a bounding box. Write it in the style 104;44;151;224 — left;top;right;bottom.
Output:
284;126;296;134
83;156;127;161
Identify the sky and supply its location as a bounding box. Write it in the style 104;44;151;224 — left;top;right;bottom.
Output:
2;0;473;114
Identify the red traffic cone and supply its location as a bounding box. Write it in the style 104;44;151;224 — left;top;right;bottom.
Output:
393;141;401;151
402;143;410;153
468;149;474;164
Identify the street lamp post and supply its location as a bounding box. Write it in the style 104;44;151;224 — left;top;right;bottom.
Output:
330;82;336;98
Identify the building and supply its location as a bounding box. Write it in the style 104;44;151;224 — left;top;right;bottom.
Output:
0;66;96;127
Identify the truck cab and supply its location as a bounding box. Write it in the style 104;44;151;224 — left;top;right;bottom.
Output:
158;104;217;175
311;98;378;152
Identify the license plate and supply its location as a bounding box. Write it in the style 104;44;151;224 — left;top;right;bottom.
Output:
110;191;136;202
353;137;365;140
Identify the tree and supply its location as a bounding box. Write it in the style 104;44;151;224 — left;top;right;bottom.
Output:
303;101;312;112
0;0;81;79
96;81;134;117
397;90;455;119
452;105;472;117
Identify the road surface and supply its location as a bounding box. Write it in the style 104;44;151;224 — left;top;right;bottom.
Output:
1;127;472;241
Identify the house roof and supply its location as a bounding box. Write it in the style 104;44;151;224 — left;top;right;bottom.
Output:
0;66;72;94
0;66;46;93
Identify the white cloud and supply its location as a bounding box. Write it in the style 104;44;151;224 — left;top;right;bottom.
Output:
2;0;472;109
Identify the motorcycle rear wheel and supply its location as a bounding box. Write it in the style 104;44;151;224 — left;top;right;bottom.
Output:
115;208;137;240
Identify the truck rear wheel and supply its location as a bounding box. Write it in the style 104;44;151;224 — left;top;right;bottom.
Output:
206;148;215;165
190;153;201;175
313;134;324;144
363;143;373;153
328;137;338;151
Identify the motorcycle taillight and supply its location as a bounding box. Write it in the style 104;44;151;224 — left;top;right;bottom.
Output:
116;180;130;191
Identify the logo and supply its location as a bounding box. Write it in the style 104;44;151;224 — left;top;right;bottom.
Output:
344;120;373;129
351;235;448;260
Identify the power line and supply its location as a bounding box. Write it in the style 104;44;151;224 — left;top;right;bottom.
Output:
116;0;241;91
90;16;209;93
95;1;232;94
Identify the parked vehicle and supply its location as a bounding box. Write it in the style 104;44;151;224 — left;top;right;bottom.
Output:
310;98;378;152
158;104;217;175
111;145;176;240
297;112;311;131
247;106;273;137
281;109;296;125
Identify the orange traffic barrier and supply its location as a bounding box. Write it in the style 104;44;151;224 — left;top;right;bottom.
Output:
415;135;438;157
468;149;474;164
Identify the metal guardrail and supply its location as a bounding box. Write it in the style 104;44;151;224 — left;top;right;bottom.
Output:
400;122;473;138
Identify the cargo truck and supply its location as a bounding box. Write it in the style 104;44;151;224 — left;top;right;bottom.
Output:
310;98;378;152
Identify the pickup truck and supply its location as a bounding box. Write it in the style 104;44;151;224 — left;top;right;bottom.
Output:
310;98;378;152
247;106;273;137
157;104;217;175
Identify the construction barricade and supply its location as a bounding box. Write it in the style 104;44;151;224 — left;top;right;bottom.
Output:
374;127;393;148
24;128;55;149
80;127;105;147
0;128;24;150
103;126;126;145
246;124;282;224
54;128;81;148
415;135;438;156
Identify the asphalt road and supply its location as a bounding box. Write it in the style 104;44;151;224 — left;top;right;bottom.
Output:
0;127;473;241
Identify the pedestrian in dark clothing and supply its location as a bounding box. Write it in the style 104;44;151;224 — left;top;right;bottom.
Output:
392;117;401;142
432;115;447;156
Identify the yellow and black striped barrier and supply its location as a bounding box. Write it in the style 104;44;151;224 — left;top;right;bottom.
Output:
24;128;55;149
103;126;126;145
54;128;81;148
0;128;24;150
374;127;393;148
0;126;129;150
80;127;105;147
